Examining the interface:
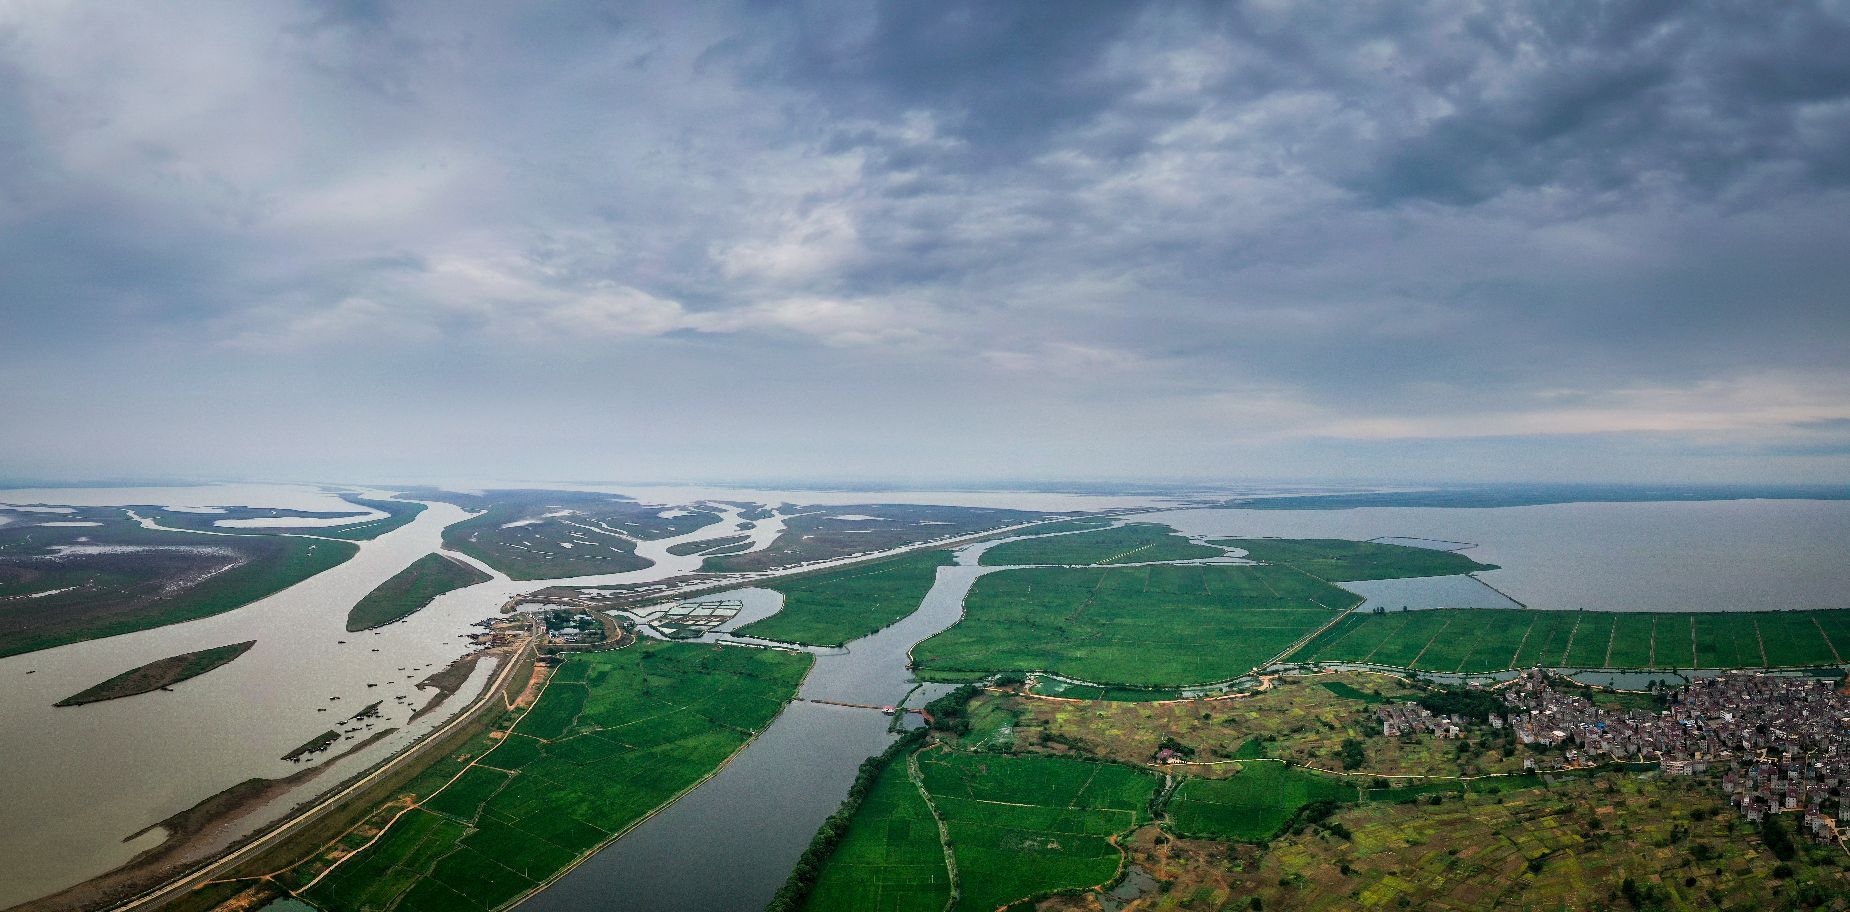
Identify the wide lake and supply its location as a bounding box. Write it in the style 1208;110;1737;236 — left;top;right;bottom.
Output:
1155;498;1850;613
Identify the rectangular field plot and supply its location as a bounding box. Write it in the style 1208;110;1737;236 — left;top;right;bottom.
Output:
800;762;951;912
1509;612;1580;668
1563;614;1616;668
912;564;1356;687
1692;615;1763;669
1758;612;1844;667
915;750;1158;912
1287;608;1850;671
1604;614;1658;668
1166;762;1357;842
304;641;811;912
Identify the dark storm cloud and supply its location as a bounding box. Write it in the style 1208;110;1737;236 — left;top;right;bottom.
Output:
1;0;1848;483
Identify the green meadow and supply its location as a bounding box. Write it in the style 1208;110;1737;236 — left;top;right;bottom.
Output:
1217;537;1496;581
346;553;492;632
979;522;1223;566
735;549;954;646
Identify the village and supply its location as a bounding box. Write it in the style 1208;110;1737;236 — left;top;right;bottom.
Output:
1377;669;1850;845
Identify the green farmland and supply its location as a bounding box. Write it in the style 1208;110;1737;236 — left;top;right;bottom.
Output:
1289;607;1850;672
979;522;1222;566
1165;762;1357;842
799;760;951;912
1216;537;1496;581
799;748;1156;912
303;640;811;912
913;564;1357;686
346;553;493;632
735;549;955;646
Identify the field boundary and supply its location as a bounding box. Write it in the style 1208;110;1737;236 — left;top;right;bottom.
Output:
907;747;960;912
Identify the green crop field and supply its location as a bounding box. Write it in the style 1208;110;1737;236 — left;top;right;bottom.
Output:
912;564;1357;686
1166;762;1357;842
1290;607;1850;672
979;522;1223;566
304;640;812;912
346;553;493;632
920;749;1157;912
734;549;955;646
799;760;951;912
796;747;1156;912
1215;538;1496;581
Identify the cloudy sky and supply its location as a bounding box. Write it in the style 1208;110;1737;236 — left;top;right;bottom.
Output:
3;1;1849;486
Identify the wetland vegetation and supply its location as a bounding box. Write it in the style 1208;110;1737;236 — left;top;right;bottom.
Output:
55;640;256;706
664;533;751;557
0;509;356;657
1218;536;1497;581
149;496;425;540
977;522;1223;566
700;504;1038;574
436;490;719;580
345;553;493;632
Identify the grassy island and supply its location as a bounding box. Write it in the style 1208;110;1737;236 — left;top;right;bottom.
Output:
56;640;256;706
978;522;1223;566
1216;537;1497;580
735;550;954;646
346;553;493;632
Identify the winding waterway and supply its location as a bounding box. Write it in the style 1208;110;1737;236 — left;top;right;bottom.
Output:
518;541;1010;912
8;491;1850;909
0;489;790;909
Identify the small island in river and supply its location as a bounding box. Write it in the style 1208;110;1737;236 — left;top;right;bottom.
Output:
55;640;257;707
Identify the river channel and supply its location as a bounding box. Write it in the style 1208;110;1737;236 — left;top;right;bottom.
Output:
517;541;1010;912
0;488;793;909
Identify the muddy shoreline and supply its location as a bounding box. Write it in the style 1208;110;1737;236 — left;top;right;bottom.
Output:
9;730;395;912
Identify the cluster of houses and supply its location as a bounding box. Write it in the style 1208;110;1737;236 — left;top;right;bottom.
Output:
1496;669;1850;843
1376;702;1470;739
541;610;605;645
